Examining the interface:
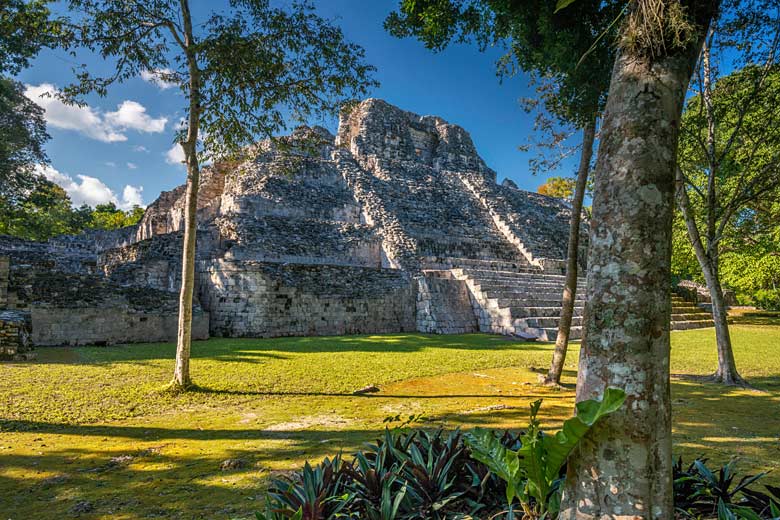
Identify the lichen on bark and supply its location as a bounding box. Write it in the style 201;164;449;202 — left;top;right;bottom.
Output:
559;2;720;517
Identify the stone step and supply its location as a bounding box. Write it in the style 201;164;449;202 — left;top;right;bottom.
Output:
672;305;707;313
671;319;715;330
459;268;579;281
472;278;586;289
480;285;587;297
505;302;584;313
671;312;713;321
507;305;584;318
476;279;585;290
527;325;583;341
523;315;584;329
496;295;586;307
434;257;538;272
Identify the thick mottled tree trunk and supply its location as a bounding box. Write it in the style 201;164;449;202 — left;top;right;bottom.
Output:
675;168;745;386
544;119;596;387
559;9;715;514
172;0;201;390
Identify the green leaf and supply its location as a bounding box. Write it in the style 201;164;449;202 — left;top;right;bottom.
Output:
729;505;764;520
517;429;547;504
554;0;578;13
718;499;738;520
542;387;626;482
464;428;523;504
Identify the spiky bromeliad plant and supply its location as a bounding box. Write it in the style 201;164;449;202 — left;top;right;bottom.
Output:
464;387;627;519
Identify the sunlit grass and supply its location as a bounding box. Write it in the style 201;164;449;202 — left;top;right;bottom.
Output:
0;322;778;519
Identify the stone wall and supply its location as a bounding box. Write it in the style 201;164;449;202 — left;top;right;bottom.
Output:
0;256;8;308
4;252;208;347
31;307;207;347
200;260;416;337
416;271;478;334
99;229;222;292
135;163;226;241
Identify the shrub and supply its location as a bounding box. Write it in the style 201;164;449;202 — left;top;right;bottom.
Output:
258;390;780;519
673;457;780;519
752;289;780;311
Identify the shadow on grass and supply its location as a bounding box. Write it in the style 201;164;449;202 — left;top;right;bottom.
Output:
22;334;550;365
1;378;779;518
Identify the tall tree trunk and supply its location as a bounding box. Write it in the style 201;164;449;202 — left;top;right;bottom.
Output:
675;167;746;385
676;167;748;386
558;8;715;514
544;118;596;387
703;261;744;384
172;0;201;390
173;153;199;388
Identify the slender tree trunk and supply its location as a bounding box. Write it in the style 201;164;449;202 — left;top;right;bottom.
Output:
544;119;596;387
703;262;745;384
675;167;746;386
558;7;716;513
172;0;201;390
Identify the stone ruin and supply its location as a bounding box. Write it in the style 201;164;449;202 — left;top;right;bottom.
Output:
0;99;714;353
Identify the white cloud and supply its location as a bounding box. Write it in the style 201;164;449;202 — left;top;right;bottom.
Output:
24;83;167;143
24;83;126;142
37;164;145;210
105;161;116;167
105;100;167;133
132;145;149;153
165;143;185;165
140;69;178;90
127;162;138;169
122;185;144;208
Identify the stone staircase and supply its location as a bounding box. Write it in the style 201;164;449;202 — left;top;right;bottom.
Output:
670;294;715;331
451;261;586;340
450;261;715;341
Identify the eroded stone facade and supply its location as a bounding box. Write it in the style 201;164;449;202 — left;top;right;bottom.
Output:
1;99;590;347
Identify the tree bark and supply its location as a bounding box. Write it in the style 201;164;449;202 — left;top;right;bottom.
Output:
172;0;201;390
704;262;744;384
675;168;746;386
558;12;715;515
544;119;596;387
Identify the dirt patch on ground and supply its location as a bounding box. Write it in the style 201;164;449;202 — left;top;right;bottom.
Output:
264;414;350;431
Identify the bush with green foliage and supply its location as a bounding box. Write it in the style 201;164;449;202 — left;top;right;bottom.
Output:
258;390;627;520
673;457;780;520
748;290;780;312
258;387;780;520
464;388;625;519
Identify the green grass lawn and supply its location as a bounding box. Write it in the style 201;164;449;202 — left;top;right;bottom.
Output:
1;322;779;519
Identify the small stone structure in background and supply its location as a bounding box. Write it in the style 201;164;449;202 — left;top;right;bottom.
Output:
0;309;33;360
2;99;705;349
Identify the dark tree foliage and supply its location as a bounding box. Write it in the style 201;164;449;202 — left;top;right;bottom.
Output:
0;0;67;75
0;78;48;205
0;0;69;229
385;0;623;126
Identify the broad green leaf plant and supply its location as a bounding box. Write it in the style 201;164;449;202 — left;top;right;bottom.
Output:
465;387;626;519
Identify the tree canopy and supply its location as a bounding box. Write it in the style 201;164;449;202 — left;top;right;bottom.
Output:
675;63;780;306
537;175;577;200
385;0;622;126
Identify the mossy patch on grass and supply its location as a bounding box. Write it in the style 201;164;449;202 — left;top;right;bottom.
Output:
0;326;778;519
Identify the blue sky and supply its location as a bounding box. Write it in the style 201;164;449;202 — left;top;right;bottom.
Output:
18;0;581;209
